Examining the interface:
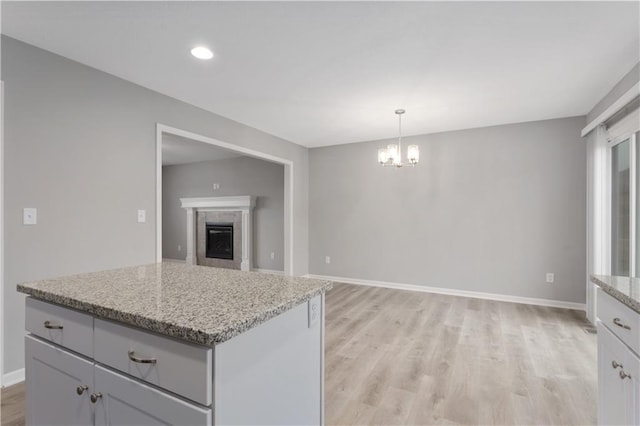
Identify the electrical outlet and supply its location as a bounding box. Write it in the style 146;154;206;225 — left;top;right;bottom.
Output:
23;208;37;225
178;245;182;252
213;183;220;190
308;298;320;328
546;273;555;283
137;209;146;223
270;252;275;260
325;256;331;264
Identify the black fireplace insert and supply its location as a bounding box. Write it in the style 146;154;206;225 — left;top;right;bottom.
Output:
205;222;234;260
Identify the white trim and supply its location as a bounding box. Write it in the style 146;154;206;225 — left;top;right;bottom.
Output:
582;82;640;137
2;368;25;388
155;124;295;276
306;274;587;311
631;133;637;278
607;107;640;145
252;268;285;276
156;124;163;268
162;258;186;264
0;81;4;385
180;196;255;210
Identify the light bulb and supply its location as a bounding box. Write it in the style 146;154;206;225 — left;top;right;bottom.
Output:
387;144;398;163
407;145;419;164
378;148;389;164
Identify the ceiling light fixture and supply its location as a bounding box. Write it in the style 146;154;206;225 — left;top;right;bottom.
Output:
378;109;419;168
190;46;214;60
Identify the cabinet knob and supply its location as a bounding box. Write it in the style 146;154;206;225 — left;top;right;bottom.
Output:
620;370;632;380
90;392;102;404
76;385;88;395
613;318;631;330
612;360;623;369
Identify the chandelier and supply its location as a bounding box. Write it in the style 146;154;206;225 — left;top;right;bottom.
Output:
377;109;419;167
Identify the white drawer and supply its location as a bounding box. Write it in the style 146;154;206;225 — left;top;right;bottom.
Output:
25;297;94;358
598;288;640;355
94;319;212;406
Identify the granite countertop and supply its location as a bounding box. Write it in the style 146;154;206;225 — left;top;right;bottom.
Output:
17;262;333;346
591;274;640;314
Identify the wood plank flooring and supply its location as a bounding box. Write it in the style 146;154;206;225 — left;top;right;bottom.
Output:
324;284;596;425
0;283;596;426
0;382;24;426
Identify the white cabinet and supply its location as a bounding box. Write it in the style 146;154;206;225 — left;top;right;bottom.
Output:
25;335;94;426
24;298;213;426
598;322;640;425
597;288;640;426
93;365;211;426
24;295;325;426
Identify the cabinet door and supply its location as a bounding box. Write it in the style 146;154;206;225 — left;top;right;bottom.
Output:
25;335;94;426
93;365;211;426
598;322;639;425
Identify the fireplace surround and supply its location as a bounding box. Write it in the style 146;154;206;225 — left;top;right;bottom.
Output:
180;196;256;271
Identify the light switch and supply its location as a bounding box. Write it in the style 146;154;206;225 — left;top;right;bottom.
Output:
137;209;146;223
23;208;37;225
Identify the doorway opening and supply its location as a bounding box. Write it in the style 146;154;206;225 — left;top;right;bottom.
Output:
155;124;294;276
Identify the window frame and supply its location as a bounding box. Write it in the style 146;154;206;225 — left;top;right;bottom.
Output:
608;111;640;277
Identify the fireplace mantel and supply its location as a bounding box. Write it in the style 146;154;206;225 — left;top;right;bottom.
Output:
180;196;256;271
180;196;256;210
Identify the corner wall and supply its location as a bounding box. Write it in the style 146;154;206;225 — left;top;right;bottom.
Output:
2;36;309;375
309;116;587;304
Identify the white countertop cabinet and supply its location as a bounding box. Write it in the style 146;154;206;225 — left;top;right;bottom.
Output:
23;293;325;426
597;288;640;425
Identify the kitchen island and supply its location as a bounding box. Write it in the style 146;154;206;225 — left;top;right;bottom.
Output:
17;262;333;426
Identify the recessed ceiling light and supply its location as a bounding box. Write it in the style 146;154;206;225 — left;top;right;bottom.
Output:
191;46;213;60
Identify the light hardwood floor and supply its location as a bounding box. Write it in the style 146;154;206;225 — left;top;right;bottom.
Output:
0;283;596;426
0;382;24;426
324;284;596;425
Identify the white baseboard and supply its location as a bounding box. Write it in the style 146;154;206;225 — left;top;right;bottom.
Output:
3;368;25;387
305;274;586;311
162;258;186;263
252;268;285;276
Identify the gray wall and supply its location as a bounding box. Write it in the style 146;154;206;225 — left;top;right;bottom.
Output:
162;157;284;270
588;62;640;123
309;116;587;304
2;36;309;375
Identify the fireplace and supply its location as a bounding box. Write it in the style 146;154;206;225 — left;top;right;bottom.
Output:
206;223;234;260
181;196;255;271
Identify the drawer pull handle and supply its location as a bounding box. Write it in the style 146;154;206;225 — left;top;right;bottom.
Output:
76;385;88;395
620;370;632;380
43;320;63;330
612;360;623;369
90;393;102;404
613;318;631;330
128;350;157;364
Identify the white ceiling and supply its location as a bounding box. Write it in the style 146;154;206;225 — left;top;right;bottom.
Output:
2;1;639;147
162;133;242;166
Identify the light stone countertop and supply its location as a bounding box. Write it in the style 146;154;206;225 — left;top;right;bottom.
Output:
591;274;640;314
17;262;333;346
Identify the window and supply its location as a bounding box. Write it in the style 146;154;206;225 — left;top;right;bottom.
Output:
611;138;630;275
609;105;640;277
